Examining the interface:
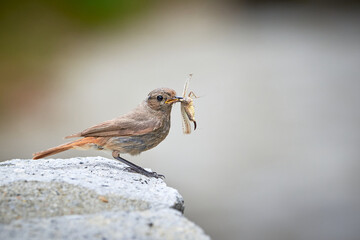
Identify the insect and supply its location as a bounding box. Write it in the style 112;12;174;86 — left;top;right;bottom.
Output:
180;74;198;134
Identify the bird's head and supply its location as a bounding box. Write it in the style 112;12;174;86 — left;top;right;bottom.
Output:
146;88;182;112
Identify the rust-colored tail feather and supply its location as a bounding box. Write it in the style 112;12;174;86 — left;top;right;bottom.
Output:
32;138;98;160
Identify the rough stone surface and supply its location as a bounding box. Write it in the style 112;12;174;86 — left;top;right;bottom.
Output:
0;157;209;240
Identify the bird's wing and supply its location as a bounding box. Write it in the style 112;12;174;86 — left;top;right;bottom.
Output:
65;115;162;138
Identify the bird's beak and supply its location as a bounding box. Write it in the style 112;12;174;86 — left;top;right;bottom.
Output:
165;96;183;104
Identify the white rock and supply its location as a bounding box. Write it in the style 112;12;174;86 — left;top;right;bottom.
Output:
0;157;210;240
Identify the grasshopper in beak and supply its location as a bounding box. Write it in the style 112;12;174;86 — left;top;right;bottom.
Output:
180;74;198;134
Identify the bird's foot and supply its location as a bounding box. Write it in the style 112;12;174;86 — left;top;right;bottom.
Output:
113;152;165;179
144;171;165;179
124;167;165;179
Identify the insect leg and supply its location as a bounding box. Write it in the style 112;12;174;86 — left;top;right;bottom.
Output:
188;91;199;98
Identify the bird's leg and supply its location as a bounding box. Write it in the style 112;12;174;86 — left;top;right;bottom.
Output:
112;151;164;179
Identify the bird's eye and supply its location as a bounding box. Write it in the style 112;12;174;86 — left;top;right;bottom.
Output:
157;95;163;101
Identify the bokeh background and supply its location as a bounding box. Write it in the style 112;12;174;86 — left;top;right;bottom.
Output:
1;1;360;239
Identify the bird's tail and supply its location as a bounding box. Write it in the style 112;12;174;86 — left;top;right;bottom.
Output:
32;137;98;160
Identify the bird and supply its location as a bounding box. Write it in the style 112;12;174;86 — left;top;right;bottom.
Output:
33;88;183;178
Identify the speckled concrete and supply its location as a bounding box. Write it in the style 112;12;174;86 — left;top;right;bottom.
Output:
0;157;209;240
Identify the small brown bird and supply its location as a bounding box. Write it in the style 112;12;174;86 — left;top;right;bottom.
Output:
33;88;183;178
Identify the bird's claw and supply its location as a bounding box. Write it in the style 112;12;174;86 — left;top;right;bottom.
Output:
145;171;165;179
124;167;165;179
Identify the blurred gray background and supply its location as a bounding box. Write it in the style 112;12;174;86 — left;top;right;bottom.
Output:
1;1;360;239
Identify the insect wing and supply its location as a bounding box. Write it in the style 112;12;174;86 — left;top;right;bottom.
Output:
181;103;192;134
